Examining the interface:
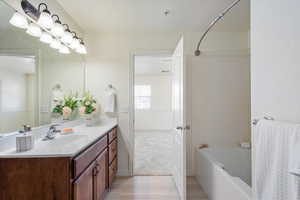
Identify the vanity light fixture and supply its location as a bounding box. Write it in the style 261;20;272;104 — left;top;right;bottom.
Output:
61;24;73;44
51;15;64;37
9;0;87;55
9;12;28;29
50;39;61;49
37;3;53;29
59;45;70;54
40;31;53;44
26;23;42;37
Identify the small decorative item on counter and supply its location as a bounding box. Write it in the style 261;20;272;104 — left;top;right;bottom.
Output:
79;92;98;126
52;91;79;121
16;125;34;152
61;128;74;135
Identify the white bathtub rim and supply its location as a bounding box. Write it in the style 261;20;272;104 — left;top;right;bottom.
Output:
213;161;252;199
197;148;252;199
198;148;225;169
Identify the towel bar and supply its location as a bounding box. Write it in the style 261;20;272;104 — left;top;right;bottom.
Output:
252;116;275;125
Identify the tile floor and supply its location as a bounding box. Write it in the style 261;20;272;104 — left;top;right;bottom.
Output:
105;176;208;200
134;131;173;175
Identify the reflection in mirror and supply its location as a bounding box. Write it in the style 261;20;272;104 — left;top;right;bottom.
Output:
0;55;37;133
0;0;85;135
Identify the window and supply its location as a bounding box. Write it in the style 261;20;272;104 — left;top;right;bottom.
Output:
135;85;151;109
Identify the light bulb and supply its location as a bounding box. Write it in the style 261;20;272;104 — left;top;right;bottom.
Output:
9;12;28;29
37;11;53;29
71;38;80;49
76;44;87;54
26;23;42;37
40;32;53;44
51;22;64;37
59;45;70;54
50;39;61;49
61;30;73;44
69;37;80;49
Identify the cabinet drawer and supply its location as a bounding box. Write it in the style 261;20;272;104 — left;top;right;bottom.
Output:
73;135;107;178
108;158;117;187
108;128;117;143
108;139;117;164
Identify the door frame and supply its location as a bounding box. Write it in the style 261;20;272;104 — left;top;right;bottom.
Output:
129;50;173;176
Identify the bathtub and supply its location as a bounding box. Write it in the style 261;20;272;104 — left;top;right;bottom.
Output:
196;148;252;200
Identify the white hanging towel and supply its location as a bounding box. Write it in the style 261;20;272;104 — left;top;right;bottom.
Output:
253;119;300;200
104;87;116;113
290;142;300;177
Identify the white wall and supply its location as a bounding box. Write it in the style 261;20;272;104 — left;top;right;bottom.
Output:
251;0;300;122
85;31;250;176
189;53;251;175
135;74;173;131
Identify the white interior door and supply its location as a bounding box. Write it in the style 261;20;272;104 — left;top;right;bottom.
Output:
172;37;186;200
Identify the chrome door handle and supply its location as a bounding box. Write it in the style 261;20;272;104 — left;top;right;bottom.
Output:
176;126;190;131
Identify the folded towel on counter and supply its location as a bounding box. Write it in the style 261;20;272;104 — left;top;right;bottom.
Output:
253;119;300;200
104;88;116;113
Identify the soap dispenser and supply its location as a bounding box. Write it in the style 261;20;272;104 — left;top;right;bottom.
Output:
16;125;35;152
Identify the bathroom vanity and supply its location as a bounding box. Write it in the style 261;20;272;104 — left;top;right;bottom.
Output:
0;120;118;200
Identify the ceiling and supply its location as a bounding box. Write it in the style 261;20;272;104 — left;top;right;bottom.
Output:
0;56;36;74
135;55;172;75
56;0;250;33
0;1;13;30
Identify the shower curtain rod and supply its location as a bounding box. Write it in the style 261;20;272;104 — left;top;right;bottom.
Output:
194;0;242;56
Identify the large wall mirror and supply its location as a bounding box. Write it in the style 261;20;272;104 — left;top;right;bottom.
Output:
0;0;85;135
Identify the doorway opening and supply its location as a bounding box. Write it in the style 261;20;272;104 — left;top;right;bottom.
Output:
133;54;174;176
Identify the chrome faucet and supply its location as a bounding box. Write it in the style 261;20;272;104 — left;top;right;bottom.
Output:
44;124;61;140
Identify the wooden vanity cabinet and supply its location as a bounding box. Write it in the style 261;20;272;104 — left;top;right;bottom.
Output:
108;128;118;187
74;149;107;200
0;126;118;200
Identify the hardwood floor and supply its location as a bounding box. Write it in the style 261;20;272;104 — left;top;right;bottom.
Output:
105;176;208;200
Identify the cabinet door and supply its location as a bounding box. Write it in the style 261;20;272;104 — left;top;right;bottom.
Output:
94;149;108;200
109;158;117;187
74;162;95;200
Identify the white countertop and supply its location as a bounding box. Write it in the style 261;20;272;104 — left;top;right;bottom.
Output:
0;118;117;158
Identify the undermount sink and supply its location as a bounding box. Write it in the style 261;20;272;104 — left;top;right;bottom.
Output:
41;134;86;145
